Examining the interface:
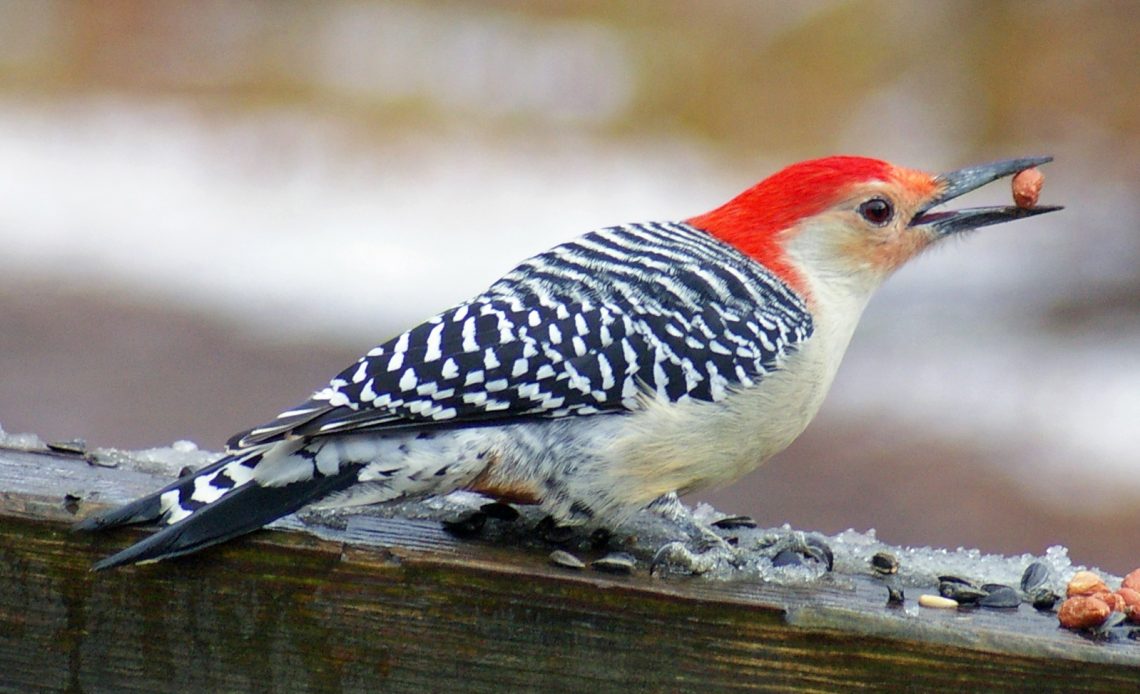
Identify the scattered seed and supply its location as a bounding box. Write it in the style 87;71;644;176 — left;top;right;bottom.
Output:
1021;561;1051;593
1058;595;1112;630
88;453;119;468
1030;588;1060;611
441;510;486;538
1067;570;1108;598
47;439;87;455
940;581;988;605
1100;592;1126;613
1118;587;1140;623
937;575;973;586
591;552;636;575
711;515;757;530
979;585;1021;609
919;594;959;610
479;502;520;521
886;583;905;606
549;549;586;570
871;551;899;576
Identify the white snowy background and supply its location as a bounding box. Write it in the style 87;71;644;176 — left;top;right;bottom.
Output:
1;1;1137;571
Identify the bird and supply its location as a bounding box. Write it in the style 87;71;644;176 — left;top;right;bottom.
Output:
76;155;1060;571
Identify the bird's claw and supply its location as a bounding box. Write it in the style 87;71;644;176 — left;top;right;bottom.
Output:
646;492;747;576
649;540;740;576
760;530;834;571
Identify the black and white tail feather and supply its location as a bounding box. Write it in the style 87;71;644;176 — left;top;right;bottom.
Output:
76;221;811;569
75;445;365;570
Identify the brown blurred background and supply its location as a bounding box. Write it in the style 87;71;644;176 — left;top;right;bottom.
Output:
1;1;1138;572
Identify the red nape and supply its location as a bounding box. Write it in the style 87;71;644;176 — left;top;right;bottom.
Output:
687;156;893;296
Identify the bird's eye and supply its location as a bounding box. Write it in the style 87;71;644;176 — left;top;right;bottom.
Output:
858;198;894;226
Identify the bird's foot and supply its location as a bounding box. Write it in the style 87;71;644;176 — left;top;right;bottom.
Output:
649;502;739;575
645;492;744;575
650;537;740;576
757;529;834;572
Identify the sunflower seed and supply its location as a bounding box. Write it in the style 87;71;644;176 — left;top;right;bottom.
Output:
711;515;757;530
979;585;1021;609
591;552;636;575
871;551;899;576
549;549;586;569
1020;561;1051;592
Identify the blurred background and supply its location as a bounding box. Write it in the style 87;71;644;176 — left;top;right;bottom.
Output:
1;0;1137;572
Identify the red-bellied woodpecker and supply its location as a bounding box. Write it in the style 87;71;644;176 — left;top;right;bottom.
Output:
78;155;1060;570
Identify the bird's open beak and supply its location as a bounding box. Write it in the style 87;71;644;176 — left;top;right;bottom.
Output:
910;156;1062;235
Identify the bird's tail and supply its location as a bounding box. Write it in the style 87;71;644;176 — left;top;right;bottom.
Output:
75;442;362;570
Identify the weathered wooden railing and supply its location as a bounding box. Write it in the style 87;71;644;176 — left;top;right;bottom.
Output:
1;441;1138;692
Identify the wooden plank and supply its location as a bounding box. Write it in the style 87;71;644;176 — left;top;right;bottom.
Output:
1;442;1138;692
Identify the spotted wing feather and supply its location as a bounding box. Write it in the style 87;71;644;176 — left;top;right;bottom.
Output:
231;222;812;448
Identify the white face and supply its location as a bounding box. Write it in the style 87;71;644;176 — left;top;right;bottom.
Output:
779;173;942;295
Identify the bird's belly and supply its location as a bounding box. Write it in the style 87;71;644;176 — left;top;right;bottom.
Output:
602;341;840;508
462;334;850;524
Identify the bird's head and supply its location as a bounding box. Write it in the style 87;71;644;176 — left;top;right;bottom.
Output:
688;156;1061;303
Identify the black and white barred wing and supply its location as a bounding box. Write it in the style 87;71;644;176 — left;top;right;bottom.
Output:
232;222;814;448
78;222;813;569
229;300;619;447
